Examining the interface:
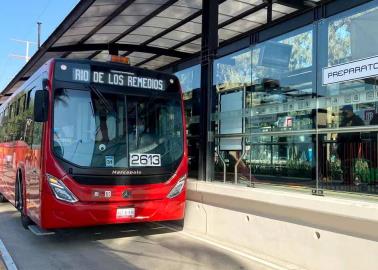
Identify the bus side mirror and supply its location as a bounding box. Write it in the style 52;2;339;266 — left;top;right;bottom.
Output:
34;90;49;122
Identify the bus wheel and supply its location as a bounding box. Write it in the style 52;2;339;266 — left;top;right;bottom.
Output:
15;172;33;230
0;193;7;203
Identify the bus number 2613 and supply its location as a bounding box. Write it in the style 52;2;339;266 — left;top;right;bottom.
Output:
130;154;161;167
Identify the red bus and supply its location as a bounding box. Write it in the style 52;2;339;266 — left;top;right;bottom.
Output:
0;58;187;230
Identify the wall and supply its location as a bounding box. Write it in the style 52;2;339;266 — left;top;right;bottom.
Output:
184;180;378;270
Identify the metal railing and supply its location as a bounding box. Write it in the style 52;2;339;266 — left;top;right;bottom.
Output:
213;129;378;196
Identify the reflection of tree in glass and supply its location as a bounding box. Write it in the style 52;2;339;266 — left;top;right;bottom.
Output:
328;19;352;65
328;7;378;65
281;31;312;71
176;66;200;94
214;51;254;115
176;70;193;92
252;30;313;85
183;91;192;101
215;50;251;91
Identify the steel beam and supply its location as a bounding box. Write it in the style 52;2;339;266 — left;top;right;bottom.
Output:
48;44;192;58
62;0;136;58
122;0;228;58
137;2;268;67
218;2;268;29
275;0;307;9
198;0;218;181
157;0;315;70
89;0;180;60
122;10;203;57
267;0;273;22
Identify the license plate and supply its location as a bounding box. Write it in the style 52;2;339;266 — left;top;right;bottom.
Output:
116;208;135;219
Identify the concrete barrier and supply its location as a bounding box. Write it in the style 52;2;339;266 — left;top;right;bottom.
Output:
184;180;378;270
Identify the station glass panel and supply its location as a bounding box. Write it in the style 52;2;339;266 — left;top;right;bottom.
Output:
213;26;316;187
213;49;252;183
317;1;378;194
176;65;201;178
249;25;316;188
177;0;378;196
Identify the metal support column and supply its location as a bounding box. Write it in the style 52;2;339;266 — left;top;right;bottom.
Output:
267;0;273;23
198;0;218;181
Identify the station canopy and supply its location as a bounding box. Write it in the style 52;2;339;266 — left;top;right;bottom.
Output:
1;0;324;103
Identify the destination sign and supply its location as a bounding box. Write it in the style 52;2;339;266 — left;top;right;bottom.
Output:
72;68;166;91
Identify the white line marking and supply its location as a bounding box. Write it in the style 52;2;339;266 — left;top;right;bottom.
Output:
156;222;296;270
0;239;17;270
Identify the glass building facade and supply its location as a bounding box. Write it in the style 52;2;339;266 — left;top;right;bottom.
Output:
176;65;201;178
176;1;378;196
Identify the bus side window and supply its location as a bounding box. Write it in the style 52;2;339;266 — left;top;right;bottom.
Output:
19;95;26;113
13;101;19;140
12;102;16;118
0;112;3;142
15;96;25;140
8;104;13;141
16;98;21;115
15;101;18;117
24;89;35;146
13;102;17;117
1;112;4;142
15;100;18;116
4;108;8;123
9;104;13;120
26;90;32;110
3;108;7;142
31;85;44;148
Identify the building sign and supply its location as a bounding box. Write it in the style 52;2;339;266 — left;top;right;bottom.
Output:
323;55;378;85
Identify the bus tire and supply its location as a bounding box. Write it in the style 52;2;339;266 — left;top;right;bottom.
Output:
16;171;33;230
0;193;7;203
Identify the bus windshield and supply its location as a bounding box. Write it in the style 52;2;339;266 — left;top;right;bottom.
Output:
53;88;183;168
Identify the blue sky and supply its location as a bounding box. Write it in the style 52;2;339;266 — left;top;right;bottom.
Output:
0;0;79;91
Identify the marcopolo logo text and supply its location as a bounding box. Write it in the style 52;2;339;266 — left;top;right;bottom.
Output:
111;170;142;175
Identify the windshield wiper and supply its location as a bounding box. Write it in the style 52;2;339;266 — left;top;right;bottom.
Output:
87;84;122;125
69;139;82;161
87;84;114;114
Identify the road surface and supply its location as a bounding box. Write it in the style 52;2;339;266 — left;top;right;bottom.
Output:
0;202;276;270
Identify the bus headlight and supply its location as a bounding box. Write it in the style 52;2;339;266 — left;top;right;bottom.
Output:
47;174;78;203
167;175;186;199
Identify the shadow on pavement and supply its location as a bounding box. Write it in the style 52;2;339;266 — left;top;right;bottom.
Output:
52;222;177;242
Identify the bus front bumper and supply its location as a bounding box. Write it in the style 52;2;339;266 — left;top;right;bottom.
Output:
41;195;185;229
